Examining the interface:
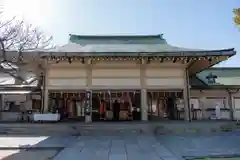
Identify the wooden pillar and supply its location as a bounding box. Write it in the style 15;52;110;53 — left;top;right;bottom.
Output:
227;91;233;120
43;61;49;113
183;68;191;121
227;89;239;121
140;59;148;121
141;89;148;120
85;58;92;123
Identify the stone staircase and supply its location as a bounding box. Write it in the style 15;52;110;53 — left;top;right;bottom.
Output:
0;121;239;136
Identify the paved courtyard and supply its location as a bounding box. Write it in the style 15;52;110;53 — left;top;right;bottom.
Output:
157;132;240;159
0;132;240;160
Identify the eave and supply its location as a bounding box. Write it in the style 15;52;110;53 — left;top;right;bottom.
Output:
191;85;240;90
1;48;235;76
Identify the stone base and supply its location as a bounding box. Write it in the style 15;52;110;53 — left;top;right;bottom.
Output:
85;115;92;123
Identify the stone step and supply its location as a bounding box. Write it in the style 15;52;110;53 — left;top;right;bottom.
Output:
0;121;239;135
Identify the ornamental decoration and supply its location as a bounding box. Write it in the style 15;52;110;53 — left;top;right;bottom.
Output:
45;56;222;64
206;73;218;84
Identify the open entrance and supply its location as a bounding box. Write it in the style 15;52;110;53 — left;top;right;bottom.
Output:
92;90;141;121
48;91;86;121
147;90;184;120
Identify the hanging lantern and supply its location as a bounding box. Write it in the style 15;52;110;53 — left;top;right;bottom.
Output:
146;57;150;64
65;92;69;99
56;57;60;63
73;93;76;99
159;57;163;63
163;92;165;99
173;57;177;63
208;57;212;63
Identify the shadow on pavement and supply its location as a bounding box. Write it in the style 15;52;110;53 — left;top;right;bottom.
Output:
0;135;78;160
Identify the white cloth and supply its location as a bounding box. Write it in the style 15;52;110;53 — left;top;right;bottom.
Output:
76;102;81;116
33;113;60;121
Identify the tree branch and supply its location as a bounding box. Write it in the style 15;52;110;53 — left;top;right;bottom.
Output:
0;14;53;85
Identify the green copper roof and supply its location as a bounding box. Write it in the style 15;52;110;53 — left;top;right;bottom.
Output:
190;76;207;86
69;34;166;44
195;67;240;87
54;34;235;56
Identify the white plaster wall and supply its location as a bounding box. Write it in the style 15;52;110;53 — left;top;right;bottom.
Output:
91;67;141;87
47;64;87;89
146;78;184;87
48;78;87;87
48;69;87;78
92;69;140;77
47;62;185;89
145;68;185;88
92;78;140;86
146;68;184;77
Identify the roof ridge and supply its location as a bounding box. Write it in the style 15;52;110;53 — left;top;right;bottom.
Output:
69;34;163;38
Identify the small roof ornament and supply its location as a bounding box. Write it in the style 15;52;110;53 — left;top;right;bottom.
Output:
206;73;218;84
160;33;164;39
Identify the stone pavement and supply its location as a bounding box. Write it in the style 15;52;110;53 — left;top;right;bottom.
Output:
157;132;240;159
54;135;178;160
1;132;240;160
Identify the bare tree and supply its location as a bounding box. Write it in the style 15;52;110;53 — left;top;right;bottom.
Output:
0;14;53;85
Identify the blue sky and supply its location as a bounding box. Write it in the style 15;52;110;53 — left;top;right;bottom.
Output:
3;0;240;67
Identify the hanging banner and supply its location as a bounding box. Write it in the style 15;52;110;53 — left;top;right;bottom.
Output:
85;90;92;115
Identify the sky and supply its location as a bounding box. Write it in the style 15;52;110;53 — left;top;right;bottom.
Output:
2;0;240;67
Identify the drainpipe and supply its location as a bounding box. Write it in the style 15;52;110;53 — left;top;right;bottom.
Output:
226;88;239;121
